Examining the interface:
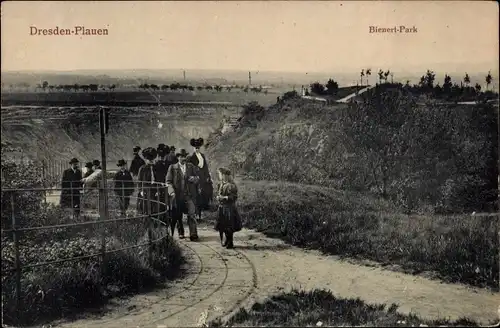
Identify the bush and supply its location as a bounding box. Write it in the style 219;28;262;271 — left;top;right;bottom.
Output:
234;180;499;289
208;86;498;215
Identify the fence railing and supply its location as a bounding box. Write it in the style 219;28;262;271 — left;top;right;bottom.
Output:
1;179;173;320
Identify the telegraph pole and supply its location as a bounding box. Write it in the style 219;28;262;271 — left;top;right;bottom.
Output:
98;107;109;263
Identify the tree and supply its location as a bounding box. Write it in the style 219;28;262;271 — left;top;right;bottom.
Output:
485;71;492;91
42;81;49;91
310;82;325;95
425;70;436;89
197;86;203;91
226;86;232;92
109;84;116;91
161;84;169;91
464;73;470;87
188;86;194;91
366;69;372;85
73;84;79;92
384;70;390;83
378;70;384;84
325;78;339;95
360;69;365;86
475;83;482;93
443;74;452;95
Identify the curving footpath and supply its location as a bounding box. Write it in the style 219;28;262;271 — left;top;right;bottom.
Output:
48;222;500;327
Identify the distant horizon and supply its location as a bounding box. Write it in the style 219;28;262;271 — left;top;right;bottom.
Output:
2;66;498;75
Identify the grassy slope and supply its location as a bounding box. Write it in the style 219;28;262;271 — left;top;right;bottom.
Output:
206;100;499;290
210;289;489;327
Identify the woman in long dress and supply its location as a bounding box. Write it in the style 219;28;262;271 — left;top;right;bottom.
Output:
189;138;214;218
214;167;242;249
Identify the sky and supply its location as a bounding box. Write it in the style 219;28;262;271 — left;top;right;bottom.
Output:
1;1;498;74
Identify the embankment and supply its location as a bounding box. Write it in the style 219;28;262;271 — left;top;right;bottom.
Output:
205;90;499;290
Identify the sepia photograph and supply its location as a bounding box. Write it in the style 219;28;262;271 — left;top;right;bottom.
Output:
1;1;499;327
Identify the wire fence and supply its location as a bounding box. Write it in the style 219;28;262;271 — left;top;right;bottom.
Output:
1;178;174;318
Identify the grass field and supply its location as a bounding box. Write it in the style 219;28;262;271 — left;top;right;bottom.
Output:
210;289;488;327
205;179;498;290
0;89;281;107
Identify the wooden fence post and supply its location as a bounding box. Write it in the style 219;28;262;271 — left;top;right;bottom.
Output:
11;192;22;321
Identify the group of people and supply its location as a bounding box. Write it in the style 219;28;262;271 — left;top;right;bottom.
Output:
60;138;242;248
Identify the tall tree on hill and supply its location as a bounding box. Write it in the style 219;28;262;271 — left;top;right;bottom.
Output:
310;82;325;95
384;70;390;83
378;69;384;84
464;73;471;87
360;69;365;86
366;69;372;85
425;70;436;89
443;75;452;94
326;78;339;95
485;71;492;91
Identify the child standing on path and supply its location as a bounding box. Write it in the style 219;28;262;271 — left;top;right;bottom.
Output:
215;167;242;249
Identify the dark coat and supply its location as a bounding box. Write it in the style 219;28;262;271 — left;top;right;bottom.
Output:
60;168;83;208
215;182;242;233
137;163;157;214
113;169;134;197
166;162;199;202
189;152;213;209
153;160;169;184
129;154;145;177
165;153;178;167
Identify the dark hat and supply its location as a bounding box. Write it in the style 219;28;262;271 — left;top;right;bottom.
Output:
157;144;170;157
218;167;232;176
190;138;204;148
92;160;100;166
69;158;79;164
175;149;189;158
117;159;127;167
169;145;176;152
84;162;93;168
133;146;141;152
142;147;158;161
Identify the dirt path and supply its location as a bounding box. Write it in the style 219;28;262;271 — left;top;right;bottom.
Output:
49;223;499;327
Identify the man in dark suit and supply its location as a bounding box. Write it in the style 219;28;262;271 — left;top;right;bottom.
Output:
137;147;157;215
129;146;145;178
166;149;200;241
114;159;135;216
60;158;83;219
154;144;170;224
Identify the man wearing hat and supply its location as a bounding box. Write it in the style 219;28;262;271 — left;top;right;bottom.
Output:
165;145;178;168
137;147;158;215
153;144;170;224
83;162;94;178
129;146;145;178
113;159;135;216
60;158;83;218
166;148;200;241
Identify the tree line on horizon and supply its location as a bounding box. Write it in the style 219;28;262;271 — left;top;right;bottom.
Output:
1;80;270;94
305;69;496;100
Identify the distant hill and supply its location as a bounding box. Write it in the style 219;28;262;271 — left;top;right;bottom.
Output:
2;68;498;91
